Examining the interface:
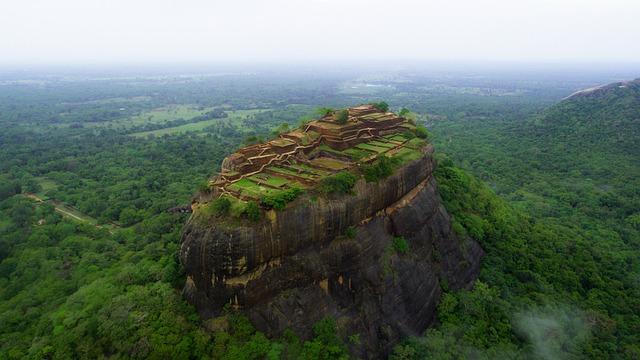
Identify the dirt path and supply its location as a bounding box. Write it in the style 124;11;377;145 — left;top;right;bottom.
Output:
24;193;119;231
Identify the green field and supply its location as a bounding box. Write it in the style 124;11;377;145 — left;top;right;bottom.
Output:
268;166;316;180
385;134;409;142
290;163;331;176
52;202;100;225
268;166;300;177
341;147;371;160
404;138;427;149
389;147;423;164
85;104;214;129
355;143;388;153
227;178;282;198
34;177;58;200
368;140;395;149
129;109;268;137
310;157;350;170
249;174;290;188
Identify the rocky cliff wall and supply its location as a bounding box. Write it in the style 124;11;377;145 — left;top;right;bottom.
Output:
180;145;483;357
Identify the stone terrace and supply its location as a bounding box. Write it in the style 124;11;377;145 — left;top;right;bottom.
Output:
210;105;420;201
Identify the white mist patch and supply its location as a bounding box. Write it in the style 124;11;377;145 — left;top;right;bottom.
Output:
514;306;591;359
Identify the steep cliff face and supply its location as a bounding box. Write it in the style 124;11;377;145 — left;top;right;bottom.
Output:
180;145;483;357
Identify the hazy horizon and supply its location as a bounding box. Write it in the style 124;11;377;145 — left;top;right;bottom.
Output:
2;0;639;66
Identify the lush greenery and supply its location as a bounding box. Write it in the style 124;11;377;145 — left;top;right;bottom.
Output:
319;171;358;194
392;83;640;358
334;109;349;124
0;75;326;358
414;125;430;139
244;201;261;221
209;312;348;360
1;67;637;359
361;155;399;182
391;236;409;254
371;101;389;112
260;187;303;211
211;197;232;216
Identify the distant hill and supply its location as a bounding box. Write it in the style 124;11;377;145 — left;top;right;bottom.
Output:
431;77;640;227
513;78;640;222
534;78;640;153
424;78;640;358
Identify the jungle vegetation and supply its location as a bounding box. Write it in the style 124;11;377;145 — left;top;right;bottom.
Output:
0;69;637;359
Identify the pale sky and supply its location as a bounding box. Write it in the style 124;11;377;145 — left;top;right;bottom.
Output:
1;0;639;65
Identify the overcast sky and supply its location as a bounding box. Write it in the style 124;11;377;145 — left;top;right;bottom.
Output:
1;0;639;65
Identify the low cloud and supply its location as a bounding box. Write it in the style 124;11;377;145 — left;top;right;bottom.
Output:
514;305;591;360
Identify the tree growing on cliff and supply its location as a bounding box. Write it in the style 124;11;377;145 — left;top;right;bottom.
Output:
334;110;349;125
415;125;431;139
260;187;302;210
362;155;399;182
244;201;260;221
319;171;357;194
371;101;389;112
212;196;231;215
317;107;333;117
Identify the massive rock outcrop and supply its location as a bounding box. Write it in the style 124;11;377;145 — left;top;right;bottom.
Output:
180;144;483;357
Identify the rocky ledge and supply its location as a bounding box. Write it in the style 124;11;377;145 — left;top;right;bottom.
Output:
180;145;483;357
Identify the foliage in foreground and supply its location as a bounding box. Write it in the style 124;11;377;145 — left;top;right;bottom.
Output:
391;158;640;359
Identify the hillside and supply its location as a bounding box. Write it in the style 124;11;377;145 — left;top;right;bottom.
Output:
537;78;639;153
523;79;639;222
416;79;640;358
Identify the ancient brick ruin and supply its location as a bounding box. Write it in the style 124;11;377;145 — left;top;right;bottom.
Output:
210;104;415;201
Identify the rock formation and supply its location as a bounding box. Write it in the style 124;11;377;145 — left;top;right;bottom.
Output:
180;105;483;357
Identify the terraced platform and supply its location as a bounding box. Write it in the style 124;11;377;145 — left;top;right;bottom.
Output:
210;105;425;202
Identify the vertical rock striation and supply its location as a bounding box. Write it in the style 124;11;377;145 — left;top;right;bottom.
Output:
180;145;483;357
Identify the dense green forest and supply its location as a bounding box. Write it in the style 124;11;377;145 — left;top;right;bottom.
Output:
0;70;638;359
393;80;639;359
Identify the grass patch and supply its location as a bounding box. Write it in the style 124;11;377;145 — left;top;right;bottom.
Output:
367;140;395;149
53;203;99;225
318;144;351;157
290;163;331;176
269;166;317;180
129;109;267;137
249;174;290;188
34;177;58;200
310;157;350;171
355;143;388;154
342;148;371;161
404;138;428;150
389;147;423;164
227;179;270;198
89;104;213;129
130;119;220;137
386;134;408;142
